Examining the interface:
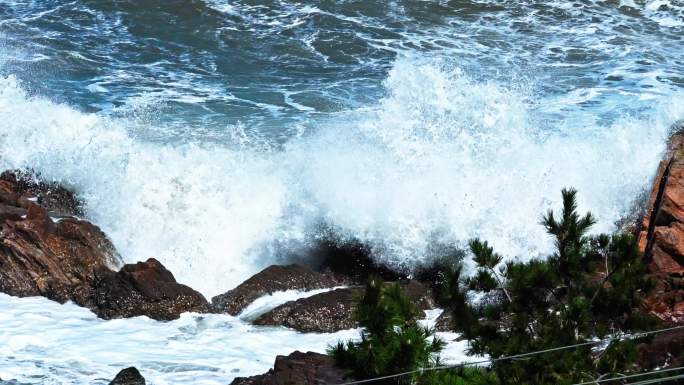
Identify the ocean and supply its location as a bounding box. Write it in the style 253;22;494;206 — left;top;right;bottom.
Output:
0;0;682;383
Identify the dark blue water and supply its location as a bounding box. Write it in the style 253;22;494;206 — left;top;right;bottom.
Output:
2;0;682;138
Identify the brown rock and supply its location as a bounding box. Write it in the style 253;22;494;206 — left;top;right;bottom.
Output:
402;280;437;310
638;129;684;321
435;310;454;332
0;170;206;321
0;180;20;207
93;258;210;321
230;351;348;385
0;201;121;307
0;170;83;217
0;203;26;223
211;264;347;316
254;287;363;333
637;327;684;369
253;280;436;333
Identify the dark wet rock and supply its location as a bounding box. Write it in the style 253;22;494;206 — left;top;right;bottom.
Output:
93;258;210;321
0;201;121;307
109;367;146;385
254;280;436;332
637;327;684;369
0;203;26;223
0;170;83;217
310;239;407;284
0;170;207;321
402;279;437;310
211;264;347;316
230;351;348;385
254;287;363;333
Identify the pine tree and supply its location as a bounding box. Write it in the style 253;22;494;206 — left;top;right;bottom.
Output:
329;277;445;384
444;189;659;384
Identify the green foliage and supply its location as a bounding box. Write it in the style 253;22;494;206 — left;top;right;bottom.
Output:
440;188;659;385
418;366;500;385
330;189;658;384
329;277;445;384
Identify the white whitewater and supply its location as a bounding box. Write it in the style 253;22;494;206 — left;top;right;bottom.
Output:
0;65;680;297
0;293;469;384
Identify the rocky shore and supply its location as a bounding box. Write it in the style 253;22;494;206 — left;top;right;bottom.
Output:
638;130;684;323
3;130;684;384
0;171;208;321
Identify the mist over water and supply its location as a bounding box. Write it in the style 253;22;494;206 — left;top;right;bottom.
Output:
1;0;684;296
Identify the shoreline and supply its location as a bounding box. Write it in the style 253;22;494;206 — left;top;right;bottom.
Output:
1;127;684;383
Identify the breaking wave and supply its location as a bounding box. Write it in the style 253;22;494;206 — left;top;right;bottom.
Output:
0;58;680;296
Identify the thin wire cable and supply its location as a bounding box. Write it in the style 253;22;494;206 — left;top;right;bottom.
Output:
621;373;684;385
333;325;684;385
572;366;684;385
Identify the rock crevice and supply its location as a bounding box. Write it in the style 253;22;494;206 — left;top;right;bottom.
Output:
638;130;684;323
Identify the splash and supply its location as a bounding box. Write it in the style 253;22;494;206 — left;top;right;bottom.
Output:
0;58;679;296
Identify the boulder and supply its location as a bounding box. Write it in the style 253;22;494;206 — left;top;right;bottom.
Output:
0;170;208;321
254;287;363;333
109;367;146;385
230;351;348;385
0;202;121;307
211;264;347;316
637;327;684;369
93;258;210;321
0;170;83;217
253;281;436;332
402;279;438;310
638;130;684;321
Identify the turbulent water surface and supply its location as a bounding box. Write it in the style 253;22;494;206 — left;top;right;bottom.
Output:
0;0;683;383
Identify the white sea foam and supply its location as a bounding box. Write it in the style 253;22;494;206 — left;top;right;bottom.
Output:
0;57;681;297
238;287;346;321
0;293;360;384
0;294;476;385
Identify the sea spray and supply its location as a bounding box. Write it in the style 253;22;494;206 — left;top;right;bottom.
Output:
0;61;679;296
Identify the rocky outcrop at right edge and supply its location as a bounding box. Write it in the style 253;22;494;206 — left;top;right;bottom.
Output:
638;127;684;323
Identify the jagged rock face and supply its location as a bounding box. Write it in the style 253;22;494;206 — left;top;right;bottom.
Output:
230;351;348;385
253;281;436;333
0;202;120;307
0;170;84;217
109;367;146;385
211;264;348;316
0;171;208;321
639;131;684;323
94;258;210;320
309;239;407;283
